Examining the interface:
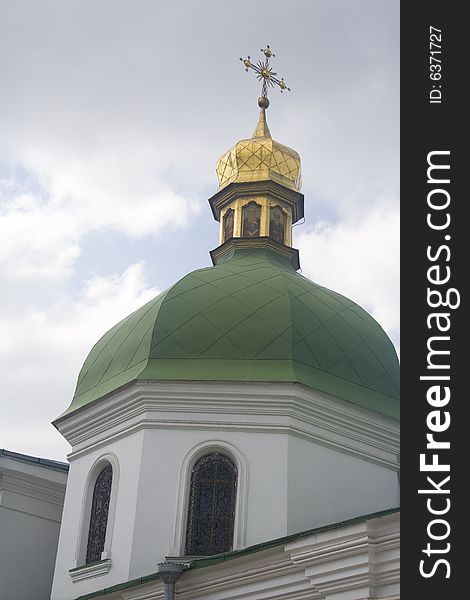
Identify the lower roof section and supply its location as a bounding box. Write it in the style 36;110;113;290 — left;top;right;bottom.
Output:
0;448;69;472
73;506;400;600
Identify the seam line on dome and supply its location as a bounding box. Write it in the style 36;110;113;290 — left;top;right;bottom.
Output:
312;329;380;388
294;285;356;314
123;321;155;369
172;262;282;295
150;321;197;359
360;343;400;394
290;356;399;403
291;306;390;390
294;317;367;386
361;346;400;394
293;273;358;309
250;326;291;360
310;281;387;336
285;281;395;390
148;281;272;355
76;294;166;392
148;271;286;356
73;358;149;403
291;324;325;370
319;306;399;393
194;294;291;360
292;288;375;341
151;280;285;358
209;273;284;296
301;314;398;395
368;370;400;395
82;292;170;393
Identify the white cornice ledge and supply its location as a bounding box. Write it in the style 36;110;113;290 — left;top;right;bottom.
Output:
69;559;112;582
57;381;399;469
285;512;400;599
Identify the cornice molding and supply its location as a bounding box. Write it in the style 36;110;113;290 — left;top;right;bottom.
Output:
0;471;65;505
56;381;399;469
69;559;112;582
210;237;300;270
0;465;66;523
285;512;400;598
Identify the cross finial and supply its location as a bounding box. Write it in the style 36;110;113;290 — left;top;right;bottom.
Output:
240;45;291;109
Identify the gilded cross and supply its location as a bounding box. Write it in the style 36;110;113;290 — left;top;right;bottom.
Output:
240;45;290;108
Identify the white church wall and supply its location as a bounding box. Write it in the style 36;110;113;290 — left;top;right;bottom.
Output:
287;435;399;533
51;381;399;599
51;422;290;598
50;430;145;600
128;427;289;579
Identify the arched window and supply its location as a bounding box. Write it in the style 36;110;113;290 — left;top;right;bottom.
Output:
86;464;113;564
185;453;237;556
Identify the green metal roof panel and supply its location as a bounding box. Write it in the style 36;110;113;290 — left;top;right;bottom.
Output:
65;248;399;418
70;291;171;406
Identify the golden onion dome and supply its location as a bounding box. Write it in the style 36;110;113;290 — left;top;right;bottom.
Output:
216;108;302;192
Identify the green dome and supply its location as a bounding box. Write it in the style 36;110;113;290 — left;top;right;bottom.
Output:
66;248;399;419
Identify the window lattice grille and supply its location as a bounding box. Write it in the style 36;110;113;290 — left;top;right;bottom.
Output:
86;464;112;564
185;453;237;556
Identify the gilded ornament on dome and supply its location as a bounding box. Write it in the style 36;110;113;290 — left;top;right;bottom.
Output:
216;46;301;193
239;45;291;102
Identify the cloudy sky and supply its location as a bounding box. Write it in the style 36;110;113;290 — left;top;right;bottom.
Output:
0;0;399;461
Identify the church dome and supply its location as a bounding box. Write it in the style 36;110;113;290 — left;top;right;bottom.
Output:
216;108;301;192
64;48;399;423
67;248;399;419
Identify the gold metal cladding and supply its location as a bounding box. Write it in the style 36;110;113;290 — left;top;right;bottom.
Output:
252;108;271;138
215;121;302;192
239;45;291;104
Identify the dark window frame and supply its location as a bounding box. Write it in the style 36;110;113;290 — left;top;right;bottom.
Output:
185;452;237;556
86;464;113;564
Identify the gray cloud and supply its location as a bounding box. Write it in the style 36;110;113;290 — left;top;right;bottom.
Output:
0;0;399;460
